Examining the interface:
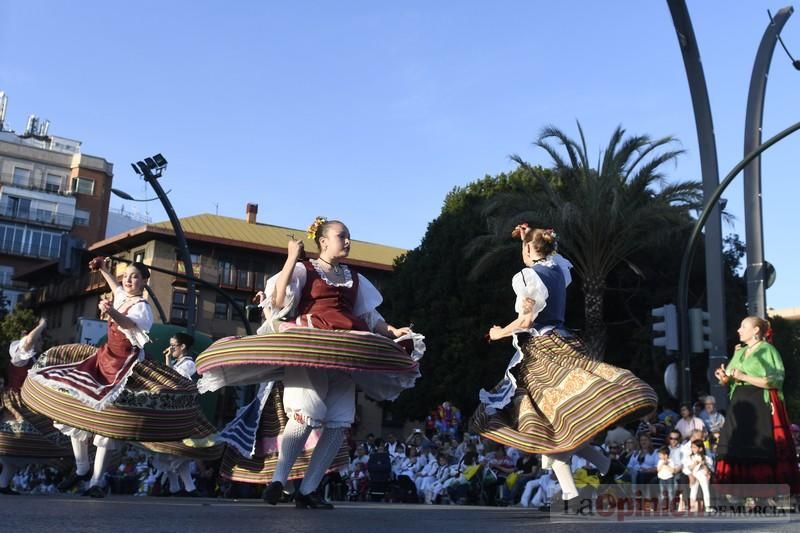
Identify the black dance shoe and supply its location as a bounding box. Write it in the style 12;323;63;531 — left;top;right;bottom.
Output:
262;481;284;505
295;491;334;510
0;486;20;495
57;471;91;491
82;485;106;498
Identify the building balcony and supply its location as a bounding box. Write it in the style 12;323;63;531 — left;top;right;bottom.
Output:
0;201;74;229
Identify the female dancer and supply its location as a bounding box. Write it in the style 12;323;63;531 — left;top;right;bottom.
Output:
471;224;657;507
714;316;800;495
196;217;423;509
22;259;215;497
1;319;72;495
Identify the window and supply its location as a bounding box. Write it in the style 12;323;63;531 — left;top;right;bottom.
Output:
45;174;62;193
218;261;236;287
237;269;252;290
0;224;61;258
71;176;95;195
170;289;188;324
0;266;13;287
214;296;229;320
12;167;30;187
232;297;247;320
254;272;266;291
75;209;91;226
133;249;145;263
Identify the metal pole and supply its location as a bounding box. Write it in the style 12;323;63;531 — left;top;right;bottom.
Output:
678;121;800;401
138;168;197;335
667;0;728;405
743;6;794;320
108;254;253;335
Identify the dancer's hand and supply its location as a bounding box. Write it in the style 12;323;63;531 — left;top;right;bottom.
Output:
98;299;112;314
252;291;267;305
286;238;304;261
387;325;411;338
488;326;504;341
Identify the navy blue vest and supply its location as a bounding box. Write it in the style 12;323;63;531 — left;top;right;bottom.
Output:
530;262;566;330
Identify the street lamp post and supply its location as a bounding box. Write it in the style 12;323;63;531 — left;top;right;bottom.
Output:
743;6;794;320
129;154;196;335
667;0;728;405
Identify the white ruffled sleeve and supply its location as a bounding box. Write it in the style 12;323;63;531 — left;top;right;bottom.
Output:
354;274;384;332
9;339;36;367
511;268;549;319
258;263;307;334
112;287;152;349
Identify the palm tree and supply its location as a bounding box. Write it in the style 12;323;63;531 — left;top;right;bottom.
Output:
476;123;702;359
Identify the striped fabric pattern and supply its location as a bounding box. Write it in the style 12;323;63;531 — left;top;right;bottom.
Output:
0;390;72;458
219;382;349;484
196;329;419;376
21;345;216;442
29;350;138;406
471;333;657;454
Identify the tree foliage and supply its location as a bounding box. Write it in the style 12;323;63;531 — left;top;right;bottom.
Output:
381;124;749;421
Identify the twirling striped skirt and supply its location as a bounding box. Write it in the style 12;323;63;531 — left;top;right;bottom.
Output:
0;389;72;458
219;383;350;484
21;344;216;442
471;332;657;454
196;328;423;402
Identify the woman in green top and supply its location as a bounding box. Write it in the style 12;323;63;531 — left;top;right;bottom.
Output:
713;316;799;494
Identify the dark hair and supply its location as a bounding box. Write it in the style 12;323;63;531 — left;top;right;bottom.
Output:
691;439;706;455
130;262;151;280
172;332;194;350
657;446;670;455
313;219;348;251
680;402;693;412
523;228;557;257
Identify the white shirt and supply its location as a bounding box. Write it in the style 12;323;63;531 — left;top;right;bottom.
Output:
9;339;36;367
171;357;197;380
113;287;153;348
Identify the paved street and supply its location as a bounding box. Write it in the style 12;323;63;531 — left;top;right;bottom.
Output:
0;495;797;533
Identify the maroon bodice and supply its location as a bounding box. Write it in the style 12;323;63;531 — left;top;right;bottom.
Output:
6;359;33;392
295;261;369;331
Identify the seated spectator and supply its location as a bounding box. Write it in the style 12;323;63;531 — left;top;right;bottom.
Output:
385;433;405;464
347;462;368;500
675;402;706;442
519;469;559;509
636;411;667;449
605;424;633;449
627;434;658;493
699;395;725;434
425;456;459;504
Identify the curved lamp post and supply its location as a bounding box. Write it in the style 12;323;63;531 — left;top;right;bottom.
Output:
677;121;800;402
743;6;794;319
123;154;196;335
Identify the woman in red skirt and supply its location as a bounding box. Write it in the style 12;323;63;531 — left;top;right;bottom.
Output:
714;316;800;499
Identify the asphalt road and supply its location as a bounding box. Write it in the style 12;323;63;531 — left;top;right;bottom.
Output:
0;495;797;533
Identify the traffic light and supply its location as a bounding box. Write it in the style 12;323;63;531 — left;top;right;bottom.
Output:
652;304;678;351
688;307;711;353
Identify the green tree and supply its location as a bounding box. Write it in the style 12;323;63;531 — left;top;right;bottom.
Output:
381;169;551;419
498;123;702;359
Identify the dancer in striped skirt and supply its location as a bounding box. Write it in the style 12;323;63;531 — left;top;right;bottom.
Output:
471;224;657;507
22;259;215;498
1;319;72;495
197;217;423;509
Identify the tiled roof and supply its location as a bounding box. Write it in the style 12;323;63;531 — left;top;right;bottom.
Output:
99;214;406;269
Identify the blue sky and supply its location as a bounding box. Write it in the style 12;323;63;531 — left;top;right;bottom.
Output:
1;1;798;309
